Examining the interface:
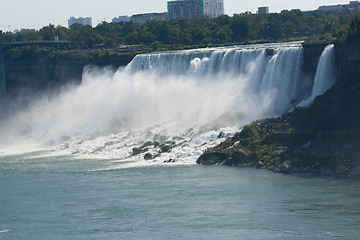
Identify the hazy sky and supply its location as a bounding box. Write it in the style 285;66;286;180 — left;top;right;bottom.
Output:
0;0;346;31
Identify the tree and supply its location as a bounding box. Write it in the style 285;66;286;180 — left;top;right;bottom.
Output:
39;24;56;40
230;14;251;41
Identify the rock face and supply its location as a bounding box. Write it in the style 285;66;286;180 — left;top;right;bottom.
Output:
4;49;135;98
197;42;360;176
303;43;329;80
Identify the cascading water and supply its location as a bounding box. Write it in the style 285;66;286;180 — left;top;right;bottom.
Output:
0;42;336;168
299;44;336;107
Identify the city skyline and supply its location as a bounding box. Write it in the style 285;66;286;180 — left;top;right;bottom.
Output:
0;0;349;31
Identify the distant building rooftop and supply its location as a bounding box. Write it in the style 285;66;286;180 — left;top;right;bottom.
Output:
112;16;131;23
68;16;92;28
318;1;360;11
167;0;224;20
130;12;168;24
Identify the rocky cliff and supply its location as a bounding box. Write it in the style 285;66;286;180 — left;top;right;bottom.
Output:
197;43;360;176
5;48;136;98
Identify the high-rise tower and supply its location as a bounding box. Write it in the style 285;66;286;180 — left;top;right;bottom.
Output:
167;0;224;20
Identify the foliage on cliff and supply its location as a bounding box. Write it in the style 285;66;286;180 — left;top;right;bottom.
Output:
2;9;359;49
343;16;360;42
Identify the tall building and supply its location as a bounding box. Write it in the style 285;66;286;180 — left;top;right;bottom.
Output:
68;17;92;28
258;7;269;14
167;0;224;20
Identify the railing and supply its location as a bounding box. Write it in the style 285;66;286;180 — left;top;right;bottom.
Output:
0;40;71;49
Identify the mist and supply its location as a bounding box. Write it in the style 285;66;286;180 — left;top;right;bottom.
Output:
0;43;335;160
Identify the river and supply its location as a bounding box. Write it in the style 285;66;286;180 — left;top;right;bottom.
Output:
1;154;359;240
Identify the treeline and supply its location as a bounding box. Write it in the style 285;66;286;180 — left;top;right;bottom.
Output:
341;16;360;42
2;9;360;49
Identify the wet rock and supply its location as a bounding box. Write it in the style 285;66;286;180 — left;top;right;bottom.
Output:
161;145;172;153
196;152;230;165
265;48;275;56
144;153;152;160
141;141;153;148
132;147;143;155
163;159;176;163
218;131;226;138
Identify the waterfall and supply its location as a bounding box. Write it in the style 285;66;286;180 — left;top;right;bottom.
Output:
0;42;336;164
299;44;336;107
127;42;305;117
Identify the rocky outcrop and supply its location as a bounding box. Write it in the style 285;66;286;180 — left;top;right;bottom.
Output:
197;42;360;176
335;42;360;84
197;109;360;175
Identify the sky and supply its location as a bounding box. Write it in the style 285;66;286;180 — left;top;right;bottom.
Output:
0;0;348;31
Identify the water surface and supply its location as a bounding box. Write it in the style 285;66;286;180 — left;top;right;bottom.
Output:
1;155;359;240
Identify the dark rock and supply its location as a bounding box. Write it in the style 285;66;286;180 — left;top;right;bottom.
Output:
132;147;143;155
218;131;226;138
161;145;172;153
152;153;161;159
265;48;274;56
144;153;152;160
141;141;153;148
163;158;176;163
196;152;230;165
5;49;135;98
224;151;248;166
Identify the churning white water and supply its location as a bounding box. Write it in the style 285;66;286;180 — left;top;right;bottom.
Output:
0;43;336;167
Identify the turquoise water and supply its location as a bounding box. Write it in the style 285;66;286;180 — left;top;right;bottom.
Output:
1;155;360;239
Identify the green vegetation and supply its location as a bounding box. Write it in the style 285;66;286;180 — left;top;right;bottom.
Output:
339;15;360;42
3;9;360;50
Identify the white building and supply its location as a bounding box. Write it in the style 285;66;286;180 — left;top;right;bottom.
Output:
112;16;131;23
167;0;224;20
68;17;92;28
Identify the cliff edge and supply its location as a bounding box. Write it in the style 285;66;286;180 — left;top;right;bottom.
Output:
197;43;360;176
